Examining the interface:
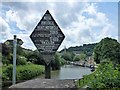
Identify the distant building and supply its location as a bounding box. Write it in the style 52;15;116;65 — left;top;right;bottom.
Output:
87;56;95;66
4;38;23;47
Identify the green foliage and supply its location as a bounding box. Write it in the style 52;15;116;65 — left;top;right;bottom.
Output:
78;60;120;88
79;53;86;60
2;64;45;81
2;54;28;66
16;64;44;80
2;56;10;65
17;46;24;56
2;43;11;56
59;58;65;66
73;53;86;61
94;37;120;64
10;46;26;57
27;50;44;65
61;52;75;61
21;48;33;58
51;53;65;70
2;64;13;81
60;43;96;57
0;53;2;61
0;68;1;75
51;53;60;70
0;53;1;75
73;55;80;61
17;55;27;65
27;55;38;64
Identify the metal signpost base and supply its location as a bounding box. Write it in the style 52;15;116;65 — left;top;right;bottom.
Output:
42;54;53;79
45;63;51;79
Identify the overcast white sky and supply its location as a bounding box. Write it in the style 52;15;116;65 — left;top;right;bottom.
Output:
0;0;119;51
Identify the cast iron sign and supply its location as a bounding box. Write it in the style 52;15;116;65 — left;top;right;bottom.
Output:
30;10;65;64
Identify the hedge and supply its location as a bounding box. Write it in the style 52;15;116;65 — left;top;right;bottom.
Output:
77;61;120;88
2;64;45;81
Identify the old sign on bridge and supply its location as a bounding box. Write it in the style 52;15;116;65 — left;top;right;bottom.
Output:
30;10;65;65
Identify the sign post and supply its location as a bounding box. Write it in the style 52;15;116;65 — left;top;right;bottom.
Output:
45;63;51;78
30;10;65;79
12;35;17;85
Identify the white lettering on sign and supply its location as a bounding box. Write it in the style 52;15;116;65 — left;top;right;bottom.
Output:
30;10;65;54
41;21;54;25
35;26;59;31
50;30;58;34
43;14;52;20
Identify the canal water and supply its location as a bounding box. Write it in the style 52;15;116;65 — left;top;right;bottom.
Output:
39;65;92;79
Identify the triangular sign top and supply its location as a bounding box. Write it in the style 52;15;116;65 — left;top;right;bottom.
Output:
46;10;50;14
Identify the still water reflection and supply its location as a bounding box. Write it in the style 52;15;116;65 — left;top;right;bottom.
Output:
39;65;91;79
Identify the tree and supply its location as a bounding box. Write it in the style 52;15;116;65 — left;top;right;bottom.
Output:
94;37;120;64
27;50;45;65
79;53;86;60
51;53;61;70
73;53;86;61
17;46;25;56
2;43;10;56
60;43;96;57
51;52;65;70
61;52;75;61
73;55;80;61
17;55;27;65
0;53;2;62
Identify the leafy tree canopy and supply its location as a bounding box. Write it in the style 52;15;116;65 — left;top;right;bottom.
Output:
61;52;75;61
93;37;120;64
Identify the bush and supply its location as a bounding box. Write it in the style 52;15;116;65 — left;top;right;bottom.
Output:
78;61;120;88
16;64;44;80
51;53;60;70
60;58;65;66
2;64;13;81
17;56;27;65
51;53;65;70
2;56;10;66
2;64;45;81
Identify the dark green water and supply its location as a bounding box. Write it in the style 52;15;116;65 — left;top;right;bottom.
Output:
39;65;92;79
